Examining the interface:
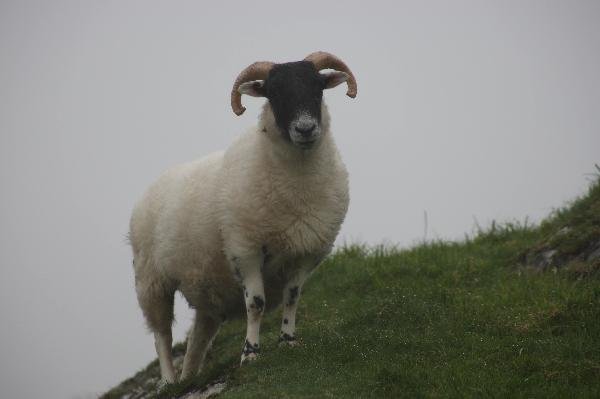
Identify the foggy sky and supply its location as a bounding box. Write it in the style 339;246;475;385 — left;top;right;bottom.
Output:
1;1;599;398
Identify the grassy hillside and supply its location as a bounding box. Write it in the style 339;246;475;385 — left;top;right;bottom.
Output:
103;176;600;399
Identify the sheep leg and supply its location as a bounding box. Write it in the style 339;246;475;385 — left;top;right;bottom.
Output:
279;255;325;346
279;271;308;346
233;253;265;364
135;275;177;384
154;331;177;383
180;313;221;380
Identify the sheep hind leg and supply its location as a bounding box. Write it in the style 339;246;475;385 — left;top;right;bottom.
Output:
154;330;176;384
136;278;177;383
180;312;221;380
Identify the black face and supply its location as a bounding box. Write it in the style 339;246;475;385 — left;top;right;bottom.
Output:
262;61;326;144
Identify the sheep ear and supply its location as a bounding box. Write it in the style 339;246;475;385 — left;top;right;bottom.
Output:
321;71;349;90
238;80;266;97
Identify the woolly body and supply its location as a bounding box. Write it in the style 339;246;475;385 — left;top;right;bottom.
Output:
130;102;349;379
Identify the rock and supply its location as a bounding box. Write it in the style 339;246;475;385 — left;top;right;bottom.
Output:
180;382;227;399
542;249;557;264
587;240;600;261
525;248;557;270
556;227;572;236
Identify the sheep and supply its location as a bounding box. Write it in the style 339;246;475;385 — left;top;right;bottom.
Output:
129;51;357;383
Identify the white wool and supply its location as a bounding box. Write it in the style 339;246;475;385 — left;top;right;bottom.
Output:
129;101;349;322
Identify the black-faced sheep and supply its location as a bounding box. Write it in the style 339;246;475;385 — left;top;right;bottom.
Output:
129;51;357;382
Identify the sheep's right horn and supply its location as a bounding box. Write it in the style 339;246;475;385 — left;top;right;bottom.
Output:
231;61;275;116
304;51;357;98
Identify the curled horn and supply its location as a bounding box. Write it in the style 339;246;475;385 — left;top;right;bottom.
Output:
230;61;275;115
304;51;357;98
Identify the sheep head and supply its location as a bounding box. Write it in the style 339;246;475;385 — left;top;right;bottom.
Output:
231;51;357;149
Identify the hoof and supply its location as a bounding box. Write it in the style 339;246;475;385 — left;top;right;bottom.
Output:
240;339;259;365
278;332;298;347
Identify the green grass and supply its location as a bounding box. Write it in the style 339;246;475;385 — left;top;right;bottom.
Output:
103;176;600;399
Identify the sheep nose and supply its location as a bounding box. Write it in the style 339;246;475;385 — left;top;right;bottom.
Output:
295;122;316;137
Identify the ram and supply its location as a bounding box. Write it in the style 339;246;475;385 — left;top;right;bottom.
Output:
129;51;357;383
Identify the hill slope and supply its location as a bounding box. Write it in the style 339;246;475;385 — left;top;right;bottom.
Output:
103;176;600;399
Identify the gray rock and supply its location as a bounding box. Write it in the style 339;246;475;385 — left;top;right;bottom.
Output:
557;227;572;236
180;382;227;399
542;249;557;263
586;240;600;261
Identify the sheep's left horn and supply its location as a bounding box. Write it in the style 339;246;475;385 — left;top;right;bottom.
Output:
231;61;275;116
304;51;357;98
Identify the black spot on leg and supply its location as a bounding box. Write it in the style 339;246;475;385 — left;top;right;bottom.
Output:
242;339;260;356
283;318;288;324
278;332;296;343
287;286;299;306
252;295;265;313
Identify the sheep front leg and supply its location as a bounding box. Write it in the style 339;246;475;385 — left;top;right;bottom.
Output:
279;255;326;346
280;268;311;346
280;281;302;346
232;253;265;364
